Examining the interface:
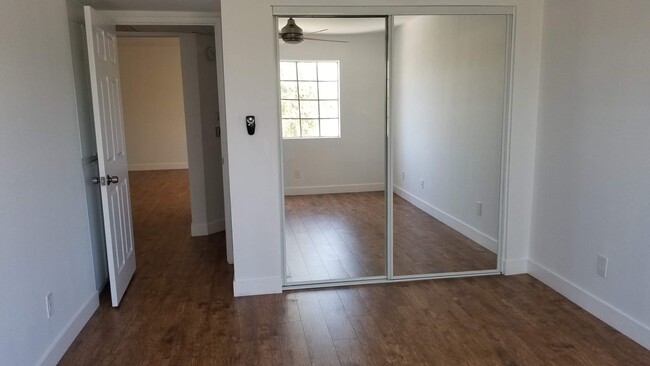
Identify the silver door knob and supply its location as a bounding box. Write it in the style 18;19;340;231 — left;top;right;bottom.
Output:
91;177;100;185
107;175;119;185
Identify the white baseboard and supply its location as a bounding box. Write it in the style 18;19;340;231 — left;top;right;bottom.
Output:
284;183;384;196
191;218;225;237
37;291;99;366
128;162;188;171
233;276;283;297
393;185;498;253
502;258;528;275
528;260;650;350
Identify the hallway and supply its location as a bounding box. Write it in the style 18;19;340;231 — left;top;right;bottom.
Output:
59;170;650;365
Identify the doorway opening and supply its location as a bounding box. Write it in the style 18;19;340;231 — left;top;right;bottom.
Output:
69;4;231;306
116;26;226;242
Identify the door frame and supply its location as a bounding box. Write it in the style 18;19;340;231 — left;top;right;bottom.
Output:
273;5;516;290
103;10;233;264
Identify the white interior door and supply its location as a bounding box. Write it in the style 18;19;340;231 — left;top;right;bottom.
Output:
84;6;135;307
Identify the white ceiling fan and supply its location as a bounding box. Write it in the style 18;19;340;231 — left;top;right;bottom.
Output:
279;18;349;45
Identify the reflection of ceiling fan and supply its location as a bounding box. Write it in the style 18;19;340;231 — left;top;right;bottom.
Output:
279;18;349;45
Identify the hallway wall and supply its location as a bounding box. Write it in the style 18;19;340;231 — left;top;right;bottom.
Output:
118;37;189;171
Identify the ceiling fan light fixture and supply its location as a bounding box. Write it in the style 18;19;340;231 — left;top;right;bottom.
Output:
280;18;304;44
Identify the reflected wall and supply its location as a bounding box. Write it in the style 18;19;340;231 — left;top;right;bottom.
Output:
392;15;507;275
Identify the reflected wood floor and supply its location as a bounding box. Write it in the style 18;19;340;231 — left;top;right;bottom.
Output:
285;192;496;283
60;170;650;365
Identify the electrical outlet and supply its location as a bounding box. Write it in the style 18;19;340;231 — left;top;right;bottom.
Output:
475;201;483;216
294;169;301;179
45;292;53;318
420;179;425;189
597;255;608;278
402;171;405;182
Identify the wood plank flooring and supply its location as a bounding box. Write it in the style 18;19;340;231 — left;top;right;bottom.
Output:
59;170;650;365
284;193;386;282
284;192;496;283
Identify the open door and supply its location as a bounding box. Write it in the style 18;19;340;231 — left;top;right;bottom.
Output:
84;6;135;307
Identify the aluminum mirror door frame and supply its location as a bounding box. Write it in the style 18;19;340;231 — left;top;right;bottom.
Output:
274;6;515;290
390;13;511;279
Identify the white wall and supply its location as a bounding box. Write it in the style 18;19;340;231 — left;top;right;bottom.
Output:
392;15;507;251
280;31;386;195
0;0;99;364
196;34;226;232
530;0;650;349
118;37;189;171
177;33;226;236
220;0;543;296
68;0;108;292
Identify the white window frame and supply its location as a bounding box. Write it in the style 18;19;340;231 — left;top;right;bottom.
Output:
280;60;341;139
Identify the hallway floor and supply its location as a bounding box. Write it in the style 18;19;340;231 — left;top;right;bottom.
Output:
59;170;650;365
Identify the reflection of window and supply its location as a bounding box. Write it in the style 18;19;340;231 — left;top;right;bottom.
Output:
280;60;340;138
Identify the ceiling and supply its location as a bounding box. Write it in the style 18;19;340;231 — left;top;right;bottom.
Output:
116;25;215;34
278;17;387;35
277;17;417;35
82;0;219;12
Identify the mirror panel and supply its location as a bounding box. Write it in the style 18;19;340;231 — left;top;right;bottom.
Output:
392;15;508;275
280;17;388;283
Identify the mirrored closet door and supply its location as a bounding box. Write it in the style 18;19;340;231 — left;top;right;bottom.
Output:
391;14;509;276
279;17;388;284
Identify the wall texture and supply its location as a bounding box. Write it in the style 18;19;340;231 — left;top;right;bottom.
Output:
280;31;386;195
220;0;543;296
68;0;107;292
530;0;650;349
118;37;189;171
392;15;507;251
196;34;225;232
0;0;98;364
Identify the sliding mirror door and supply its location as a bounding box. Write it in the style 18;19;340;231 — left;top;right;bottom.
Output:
392;15;509;276
279;17;388;284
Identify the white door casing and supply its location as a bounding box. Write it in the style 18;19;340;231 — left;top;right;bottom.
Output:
84;6;136;307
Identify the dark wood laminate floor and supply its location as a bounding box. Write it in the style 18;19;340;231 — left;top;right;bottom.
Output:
284;192;496;283
60;170;650;365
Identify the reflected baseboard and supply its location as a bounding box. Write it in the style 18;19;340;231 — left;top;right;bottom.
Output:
285;183;384;196
393;185;498;253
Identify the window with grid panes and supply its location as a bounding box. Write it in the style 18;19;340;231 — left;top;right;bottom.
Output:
280;61;340;138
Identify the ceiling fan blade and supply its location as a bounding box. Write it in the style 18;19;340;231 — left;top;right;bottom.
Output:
305;29;328;35
303;37;349;44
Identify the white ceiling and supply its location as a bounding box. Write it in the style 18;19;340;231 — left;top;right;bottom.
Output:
83;0;219;12
277;17;418;35
278;17;387;35
116;25;215;34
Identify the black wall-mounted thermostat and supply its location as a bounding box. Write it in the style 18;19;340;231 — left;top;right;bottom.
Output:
246;115;255;135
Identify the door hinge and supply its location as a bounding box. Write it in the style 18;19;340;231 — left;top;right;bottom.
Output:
216;126;221;138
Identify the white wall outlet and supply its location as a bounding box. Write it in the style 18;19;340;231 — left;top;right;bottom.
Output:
45;292;53;318
597;255;608;278
420;179;425;189
294;169;301;179
402;171;405;182
475;201;483;216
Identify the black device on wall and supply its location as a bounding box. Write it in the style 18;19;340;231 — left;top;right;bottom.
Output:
246;115;255;135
